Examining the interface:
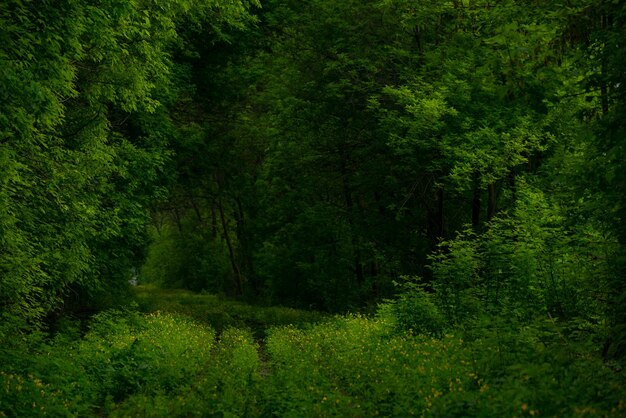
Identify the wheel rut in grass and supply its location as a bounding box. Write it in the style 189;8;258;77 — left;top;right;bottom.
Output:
256;336;272;378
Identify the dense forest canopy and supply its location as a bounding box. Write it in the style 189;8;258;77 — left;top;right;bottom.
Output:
0;0;623;328
1;0;625;416
4;0;622;333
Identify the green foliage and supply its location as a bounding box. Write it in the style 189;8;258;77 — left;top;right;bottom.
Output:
429;231;483;325
210;327;261;415
141;223;232;292
133;285;326;334
2;290;625;417
82;310;215;404
0;0;259;324
378;280;447;337
262;316;472;417
135;0;626;322
3;0;626;415
460;315;625;417
262;314;625;417
0;309;215;416
111;327;261;417
425;179;616;328
0;306;265;417
568;0;626;358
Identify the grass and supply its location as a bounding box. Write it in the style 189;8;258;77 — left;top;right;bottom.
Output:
133;284;327;336
1;287;624;417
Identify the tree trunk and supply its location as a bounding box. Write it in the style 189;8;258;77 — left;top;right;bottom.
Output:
190;197;203;225
217;199;243;296
234;197;259;295
172;207;183;233
211;203;218;238
340;154;364;284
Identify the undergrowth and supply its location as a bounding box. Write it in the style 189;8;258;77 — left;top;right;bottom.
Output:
1;289;624;417
133;284;326;335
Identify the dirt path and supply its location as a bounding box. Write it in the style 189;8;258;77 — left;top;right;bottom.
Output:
256;336;272;377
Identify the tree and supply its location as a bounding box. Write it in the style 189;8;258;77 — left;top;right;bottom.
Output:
0;0;257;327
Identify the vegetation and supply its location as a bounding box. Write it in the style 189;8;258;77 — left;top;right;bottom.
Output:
133;284;326;334
1;0;625;416
2;292;624;417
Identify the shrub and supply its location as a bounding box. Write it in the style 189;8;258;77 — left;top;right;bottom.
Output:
79;310;216;406
111;327;261;417
262;316;474;417
382;280;447;337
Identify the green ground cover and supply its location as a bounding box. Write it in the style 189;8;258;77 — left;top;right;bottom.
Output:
1;286;624;417
133;285;327;335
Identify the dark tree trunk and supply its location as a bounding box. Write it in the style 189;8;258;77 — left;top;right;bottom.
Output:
190;197;203;225
173;207;183;233
218;199;243;296
234;197;259;295
340;154;364;284
211;203;218;238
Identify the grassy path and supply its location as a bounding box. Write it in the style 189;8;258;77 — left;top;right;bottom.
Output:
132;285;328;392
133;285;327;334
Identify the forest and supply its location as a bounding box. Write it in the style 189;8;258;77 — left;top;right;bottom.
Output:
1;0;625;416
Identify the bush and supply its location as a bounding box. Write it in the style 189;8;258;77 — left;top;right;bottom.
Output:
0;309;216;417
80;310;216;406
111;327;261;417
427;181;616;329
0;316;99;417
378;280;447;337
262;316;473;417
